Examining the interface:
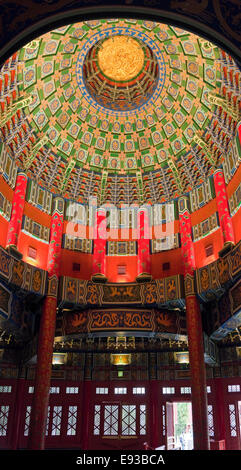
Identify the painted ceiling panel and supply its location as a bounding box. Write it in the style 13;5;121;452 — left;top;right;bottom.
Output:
0;18;240;205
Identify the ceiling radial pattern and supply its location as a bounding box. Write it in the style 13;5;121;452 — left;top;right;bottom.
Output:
82;34;160;112
0;19;240;205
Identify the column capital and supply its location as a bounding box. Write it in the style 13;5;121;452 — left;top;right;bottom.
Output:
213;166;235;245
184;272;196;297
213;167;225;178
16;169;27;178
178;195;190;216
52;196;65;216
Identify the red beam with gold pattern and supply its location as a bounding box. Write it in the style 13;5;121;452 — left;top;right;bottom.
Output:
6;171;27;249
137;209;151;277
92;208;107;277
213;169;235;245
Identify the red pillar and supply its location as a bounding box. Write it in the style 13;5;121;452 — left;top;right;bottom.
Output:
213;169;235;245
149;380;161;449
81;381;92;450
92;208;107;279
6;171;27;249
179;196;209;450
28;197;64;450
137;208;151;280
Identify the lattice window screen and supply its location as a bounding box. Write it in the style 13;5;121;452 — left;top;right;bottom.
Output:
67;406;78;436
229;404;237;437
0;405;9;436
140;405;146;435
122;405;136;436
51;406;62;436
24;406;31;436
207;405;214;437
93;405;101;435
103;405;119;436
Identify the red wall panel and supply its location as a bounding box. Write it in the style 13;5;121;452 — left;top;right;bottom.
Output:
193;228;224;268
18;231;49;270
0;214;9;247
151;248;184;278
60;249;93;279
106;255;137;282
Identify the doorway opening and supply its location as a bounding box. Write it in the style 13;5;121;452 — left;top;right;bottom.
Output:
166;401;193;450
173;402;193;450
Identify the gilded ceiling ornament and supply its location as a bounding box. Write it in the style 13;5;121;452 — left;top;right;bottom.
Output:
97;35;144;81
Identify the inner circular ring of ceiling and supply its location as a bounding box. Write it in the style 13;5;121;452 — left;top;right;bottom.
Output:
76;26;166;115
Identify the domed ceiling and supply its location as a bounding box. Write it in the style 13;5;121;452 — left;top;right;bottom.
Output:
1;18;240;205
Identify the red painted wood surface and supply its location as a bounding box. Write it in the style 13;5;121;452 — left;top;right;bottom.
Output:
6;172;27;248
1;377;241;450
213;169;235;245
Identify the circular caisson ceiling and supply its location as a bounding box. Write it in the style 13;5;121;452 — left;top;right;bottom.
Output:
82;34;160;111
1;18;240;205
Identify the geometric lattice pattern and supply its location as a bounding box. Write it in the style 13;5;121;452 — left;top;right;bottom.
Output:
83;35;160;112
103;405;119;436
207;405;214;437
139;405;147;435
0;405;9;436
51;406;62;436
94;403;147;437
228;404;237;437
122;405;136;436
67;406;78;436
24;406;31;436
93;405;101;435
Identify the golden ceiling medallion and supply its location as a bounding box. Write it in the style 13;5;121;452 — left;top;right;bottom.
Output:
98;35;144;81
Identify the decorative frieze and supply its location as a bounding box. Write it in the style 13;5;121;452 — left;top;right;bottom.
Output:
222;131;241;184
192;212;219;241
26;180;52;214
189;177;214;212
62;234;92;253
0;192;12;220
0;144;18;189
59;275;184;307
22;215;50;243
106;241;137;256
62;308;187;337
151;234;179;252
196;239;241;301
0;245;47;296
229;181;241;217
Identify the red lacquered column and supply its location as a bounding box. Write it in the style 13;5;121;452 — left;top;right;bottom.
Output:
137;209;151;280
81;381;92;450
213;169;235;245
28;197;64;450
179;196;209;450
6;171;27;249
149;380;161;449
92;208;107;279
